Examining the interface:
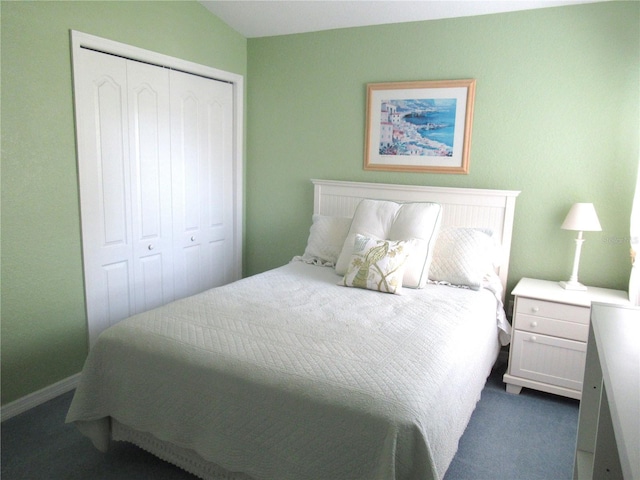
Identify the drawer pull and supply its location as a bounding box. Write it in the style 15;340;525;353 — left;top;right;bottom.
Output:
531;306;539;313
530;321;538;328
530;336;537;342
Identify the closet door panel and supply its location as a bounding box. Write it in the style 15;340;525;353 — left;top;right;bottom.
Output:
103;261;133;322
173;90;201;299
171;71;234;298
127;61;174;312
97;82;128;246
208;240;227;287
183;245;203;296
138;254;165;309
75;48;135;345
203;96;232;288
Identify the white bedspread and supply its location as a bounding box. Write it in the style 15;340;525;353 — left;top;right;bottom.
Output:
67;261;503;480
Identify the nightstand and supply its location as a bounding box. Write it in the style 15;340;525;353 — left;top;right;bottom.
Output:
503;278;628;400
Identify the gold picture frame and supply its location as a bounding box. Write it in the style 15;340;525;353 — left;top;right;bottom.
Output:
364;79;476;174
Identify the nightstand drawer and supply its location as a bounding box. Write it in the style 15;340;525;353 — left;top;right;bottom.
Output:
510;330;586;391
514;313;589;341
516;297;590;324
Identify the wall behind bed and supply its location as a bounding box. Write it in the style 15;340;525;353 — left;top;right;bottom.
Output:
246;2;639;293
1;1;246;406
2;0;638;410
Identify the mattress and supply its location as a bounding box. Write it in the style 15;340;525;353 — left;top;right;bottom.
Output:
66;260;505;480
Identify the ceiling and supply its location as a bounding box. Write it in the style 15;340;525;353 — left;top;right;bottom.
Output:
200;0;603;38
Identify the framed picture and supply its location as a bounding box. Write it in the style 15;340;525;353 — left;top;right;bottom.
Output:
364;79;476;174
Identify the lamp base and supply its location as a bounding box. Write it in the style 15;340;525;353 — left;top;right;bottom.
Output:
559;280;587;291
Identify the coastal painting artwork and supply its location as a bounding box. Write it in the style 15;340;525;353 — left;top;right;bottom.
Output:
364;80;476;174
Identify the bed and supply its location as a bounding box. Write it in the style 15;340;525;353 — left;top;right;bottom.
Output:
67;179;520;480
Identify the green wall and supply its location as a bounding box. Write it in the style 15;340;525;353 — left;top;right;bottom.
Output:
2;0;639;407
1;1;246;404
246;2;639;295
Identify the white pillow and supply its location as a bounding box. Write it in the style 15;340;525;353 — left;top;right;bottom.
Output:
301;215;352;266
428;227;498;290
336;199;442;288
341;234;413;294
388;202;442;288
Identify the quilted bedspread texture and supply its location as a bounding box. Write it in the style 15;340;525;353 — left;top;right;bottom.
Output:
66;261;501;480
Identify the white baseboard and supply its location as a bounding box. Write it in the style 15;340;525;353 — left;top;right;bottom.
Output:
1;373;81;422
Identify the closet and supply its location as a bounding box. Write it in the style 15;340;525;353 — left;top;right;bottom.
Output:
72;32;243;346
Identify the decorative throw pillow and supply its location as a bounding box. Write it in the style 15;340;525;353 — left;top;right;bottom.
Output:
428;227;498;290
301;215;352;266
335;199;441;288
341;235;413;294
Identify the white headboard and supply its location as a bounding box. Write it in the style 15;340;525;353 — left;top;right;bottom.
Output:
312;179;520;296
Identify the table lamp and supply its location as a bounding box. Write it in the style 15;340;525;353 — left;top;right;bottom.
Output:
559;203;602;290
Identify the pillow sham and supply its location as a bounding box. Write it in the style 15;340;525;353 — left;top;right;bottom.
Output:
428;227;498;290
388;202;442;288
301;214;352;266
335;199;441;288
341;234;413;294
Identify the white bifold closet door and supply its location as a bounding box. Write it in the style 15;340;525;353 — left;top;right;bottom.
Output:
75;47;235;346
170;71;234;300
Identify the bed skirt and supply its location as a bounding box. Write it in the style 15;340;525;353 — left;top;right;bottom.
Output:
112;419;256;480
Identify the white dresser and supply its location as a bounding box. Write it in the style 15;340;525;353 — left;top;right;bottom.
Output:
574;302;640;480
503;278;628;400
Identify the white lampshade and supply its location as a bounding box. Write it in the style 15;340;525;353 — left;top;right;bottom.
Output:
561;203;602;232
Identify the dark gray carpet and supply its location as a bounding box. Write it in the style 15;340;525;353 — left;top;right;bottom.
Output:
1;360;578;479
